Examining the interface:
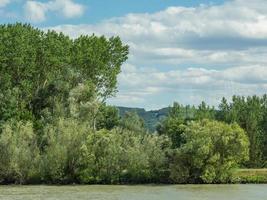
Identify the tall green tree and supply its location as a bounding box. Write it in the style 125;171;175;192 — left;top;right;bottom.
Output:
157;103;187;148
218;95;266;167
96;105;120;130
0;23;129;124
195;101;216;120
72;35;129;100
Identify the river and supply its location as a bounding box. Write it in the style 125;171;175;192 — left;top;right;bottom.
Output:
0;184;266;200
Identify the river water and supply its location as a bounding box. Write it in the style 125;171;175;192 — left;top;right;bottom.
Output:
0;184;266;200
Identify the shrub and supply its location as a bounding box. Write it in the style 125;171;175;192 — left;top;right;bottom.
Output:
170;120;249;183
0;121;40;184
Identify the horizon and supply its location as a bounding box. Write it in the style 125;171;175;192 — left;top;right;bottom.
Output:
1;0;267;110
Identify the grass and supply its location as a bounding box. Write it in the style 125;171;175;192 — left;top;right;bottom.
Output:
233;169;267;183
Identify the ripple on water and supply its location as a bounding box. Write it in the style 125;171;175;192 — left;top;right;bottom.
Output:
0;184;266;200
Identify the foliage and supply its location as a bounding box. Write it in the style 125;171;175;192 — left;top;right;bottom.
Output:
79;128;170;184
170;120;249;183
96;104;120;130
40;118;88;183
119;112;146;133
217;95;267;167
157;103;187;148
72;35;129;99
195;101;216;120
0;23;129;124
0;23;265;185
0;121;40;184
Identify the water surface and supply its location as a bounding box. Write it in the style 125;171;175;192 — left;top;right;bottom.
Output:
0;184;266;200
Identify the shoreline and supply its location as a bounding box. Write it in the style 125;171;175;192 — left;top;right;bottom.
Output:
0;183;267;186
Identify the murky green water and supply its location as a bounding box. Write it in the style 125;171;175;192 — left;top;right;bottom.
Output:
0;185;266;200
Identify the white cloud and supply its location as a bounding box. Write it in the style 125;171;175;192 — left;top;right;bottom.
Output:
51;0;267;44
108;64;267;109
24;1;47;23
50;0;267;68
47;0;267;108
58;0;85;18
221;65;267;84
119;65;267;92
24;0;85;23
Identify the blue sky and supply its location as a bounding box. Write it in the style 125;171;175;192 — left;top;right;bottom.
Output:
1;0;225;25
1;0;267;110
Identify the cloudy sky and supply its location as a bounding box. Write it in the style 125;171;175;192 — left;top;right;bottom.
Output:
1;0;267;110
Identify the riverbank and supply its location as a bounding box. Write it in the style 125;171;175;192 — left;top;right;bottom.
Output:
233;169;267;183
0;168;266;185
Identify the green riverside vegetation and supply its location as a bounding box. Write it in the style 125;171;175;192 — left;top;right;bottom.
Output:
0;24;266;184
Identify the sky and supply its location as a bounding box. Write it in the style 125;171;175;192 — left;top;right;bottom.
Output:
1;0;267;110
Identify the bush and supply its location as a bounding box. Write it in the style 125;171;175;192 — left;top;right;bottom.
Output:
170;120;249;183
40;118;88;183
0;121;40;184
79;128;171;184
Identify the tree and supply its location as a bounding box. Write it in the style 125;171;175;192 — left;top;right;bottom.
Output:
68;82;100;129
261;95;267;165
79;129;125;183
78;128;171;184
96;105;120;130
0;23;129;124
218;95;265;167
217;97;231;122
170;120;249;183
119;112;146;133
0;121;40;184
40;118;88;183
157;103;187;148
195;101;216;120
72;35;129;100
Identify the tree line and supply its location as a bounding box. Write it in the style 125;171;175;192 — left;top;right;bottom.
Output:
158;96;267;168
0;24;265;184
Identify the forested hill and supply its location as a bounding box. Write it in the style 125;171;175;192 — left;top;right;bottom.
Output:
117;106;196;132
117;107;169;131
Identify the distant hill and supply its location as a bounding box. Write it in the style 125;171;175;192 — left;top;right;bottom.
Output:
117;106;170;132
117;106;198;132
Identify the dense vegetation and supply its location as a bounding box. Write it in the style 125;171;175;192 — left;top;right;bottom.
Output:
0;24;265;184
157;98;267;168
